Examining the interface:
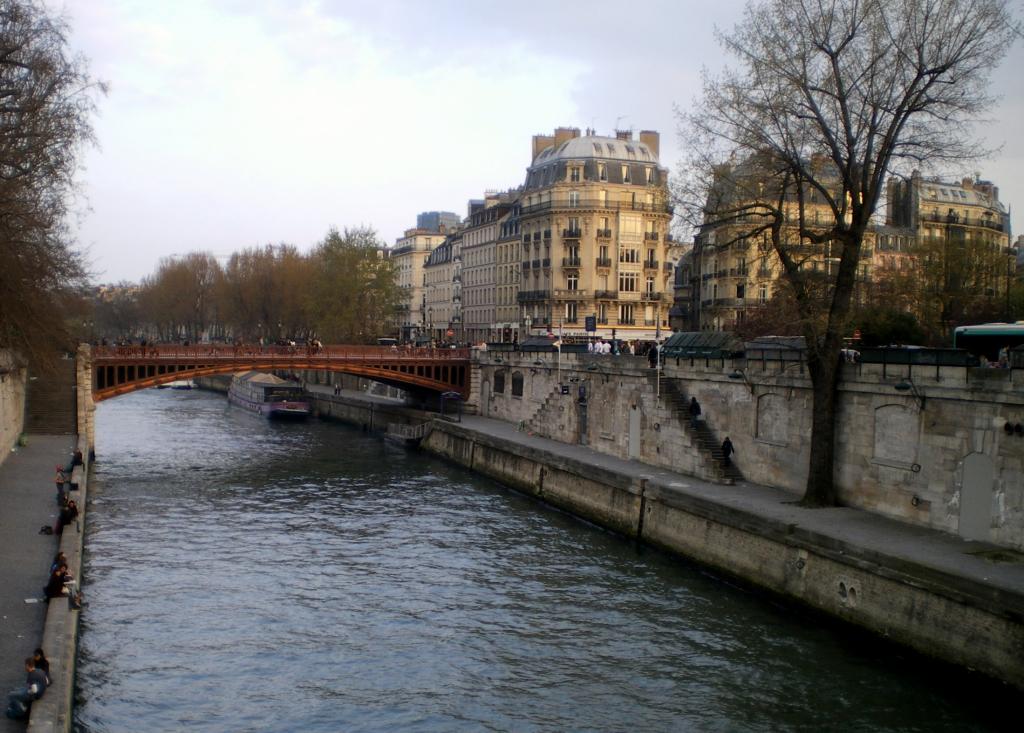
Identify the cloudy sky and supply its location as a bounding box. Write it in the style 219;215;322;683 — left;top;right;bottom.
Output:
64;0;1023;283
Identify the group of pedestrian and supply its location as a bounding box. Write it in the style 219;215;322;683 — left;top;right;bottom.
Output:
4;649;50;720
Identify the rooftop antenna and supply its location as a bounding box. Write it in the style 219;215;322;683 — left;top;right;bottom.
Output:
614;115;627;131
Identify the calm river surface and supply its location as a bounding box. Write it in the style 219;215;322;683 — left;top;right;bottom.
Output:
75;388;1011;732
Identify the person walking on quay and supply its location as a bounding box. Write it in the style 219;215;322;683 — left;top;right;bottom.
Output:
648;342;659;369
721;437;735;467
689;396;702;427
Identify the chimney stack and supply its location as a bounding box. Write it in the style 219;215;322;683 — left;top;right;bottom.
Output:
639;130;660;157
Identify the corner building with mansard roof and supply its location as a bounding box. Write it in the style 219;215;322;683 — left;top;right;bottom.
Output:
517;127;679;341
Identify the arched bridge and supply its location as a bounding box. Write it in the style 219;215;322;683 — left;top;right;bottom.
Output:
89;344;471;401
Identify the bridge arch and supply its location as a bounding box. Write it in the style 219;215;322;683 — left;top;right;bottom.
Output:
88;344;471;402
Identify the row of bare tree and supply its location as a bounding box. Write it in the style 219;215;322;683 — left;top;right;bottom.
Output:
91;227;400;345
0;1;104;368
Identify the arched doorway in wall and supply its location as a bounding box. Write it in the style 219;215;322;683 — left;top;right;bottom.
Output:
960;452;994;542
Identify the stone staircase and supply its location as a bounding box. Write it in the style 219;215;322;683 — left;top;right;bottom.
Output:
660;378;743;484
523;387;565;438
24;356;78;435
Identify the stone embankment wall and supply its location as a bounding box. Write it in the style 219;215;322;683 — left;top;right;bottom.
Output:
30;434;90;733
420;420;1024;690
474;352;1024;551
0;349;27;464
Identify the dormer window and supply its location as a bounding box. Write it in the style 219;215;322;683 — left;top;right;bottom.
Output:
622;165;631;184
570;166;581;183
598;163;607;182
593;143;603;154
645;167;653;184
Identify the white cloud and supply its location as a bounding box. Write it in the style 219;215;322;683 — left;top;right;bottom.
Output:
64;0;1024;281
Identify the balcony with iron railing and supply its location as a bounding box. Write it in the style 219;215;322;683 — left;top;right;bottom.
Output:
595;290;618;299
532;259;541;269
619;318;636;325
596;257;612;268
640;292;662;302
644;231;660;241
563;228;582;239
517;290;549;302
522;260;531;270
920;213;1006;231
596;228;612;238
700;297;765;308
644;319;658;326
643;259;659;270
521;198;674;216
543;229;551;239
553;289;588;300
542;258;551;268
562;257;581;268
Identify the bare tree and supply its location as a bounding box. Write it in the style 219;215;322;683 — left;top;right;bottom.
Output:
679;0;1019;506
0;0;104;366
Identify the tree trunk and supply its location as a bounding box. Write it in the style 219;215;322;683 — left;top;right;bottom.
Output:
802;353;842;506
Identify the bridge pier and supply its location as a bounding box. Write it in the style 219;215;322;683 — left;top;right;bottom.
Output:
76;345;95;453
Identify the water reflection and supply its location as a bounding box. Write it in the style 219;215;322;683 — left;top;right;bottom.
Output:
75;389;1010;732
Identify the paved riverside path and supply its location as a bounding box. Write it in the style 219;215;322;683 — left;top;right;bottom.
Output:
307;382;1024;604
0;435;75;732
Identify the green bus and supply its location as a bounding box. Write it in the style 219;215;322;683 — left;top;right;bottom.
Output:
952;322;1024;362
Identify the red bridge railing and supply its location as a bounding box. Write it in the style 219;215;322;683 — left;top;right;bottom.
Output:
90;344;472;401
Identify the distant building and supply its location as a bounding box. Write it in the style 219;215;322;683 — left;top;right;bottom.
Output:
422;230;462;344
883;171;1014;321
461;191;518;343
687;154;872;331
391;224;454;342
517;126;678;341
416;211;461;233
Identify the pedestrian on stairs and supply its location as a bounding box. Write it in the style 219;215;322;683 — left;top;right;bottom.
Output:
688;397;702;427
721;437;734;467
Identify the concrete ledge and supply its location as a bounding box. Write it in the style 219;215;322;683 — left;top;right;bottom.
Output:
29;436;89;733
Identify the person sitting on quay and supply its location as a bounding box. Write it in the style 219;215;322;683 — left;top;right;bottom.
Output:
44;565;69;601
55;499;78;536
5;657;48;720
50;551;67;574
31;649;49;681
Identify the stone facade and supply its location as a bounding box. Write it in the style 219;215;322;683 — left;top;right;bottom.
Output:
474;352;1024;550
392;226;452;342
518;127;678;341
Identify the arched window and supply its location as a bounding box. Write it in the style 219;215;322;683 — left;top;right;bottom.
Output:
511;372;524;397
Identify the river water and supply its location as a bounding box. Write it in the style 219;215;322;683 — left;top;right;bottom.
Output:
75;388;1011;732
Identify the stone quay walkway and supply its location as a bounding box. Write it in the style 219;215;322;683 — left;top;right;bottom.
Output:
0;435;75;733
